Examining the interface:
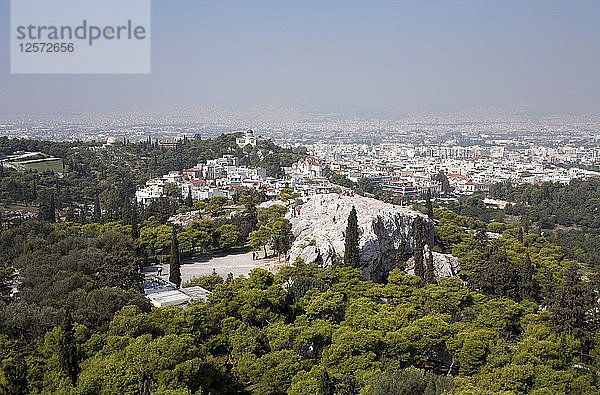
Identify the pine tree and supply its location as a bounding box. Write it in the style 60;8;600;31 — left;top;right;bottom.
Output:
425;245;435;284
58;310;79;384
344;206;360;268
413;216;425;278
169;228;181;288
425;189;434;219
93;195;101;223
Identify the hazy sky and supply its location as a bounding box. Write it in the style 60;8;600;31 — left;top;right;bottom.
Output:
1;0;600;117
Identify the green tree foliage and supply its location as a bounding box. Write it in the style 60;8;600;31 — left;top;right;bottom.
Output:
1;350;28;395
206;196;228;217
0;220;149;341
0;249;598;394
368;367;453;395
216;224;241;250
413;216;425;278
280;188;301;203
185;187;193;208
433;171;451;194
357;177;376;195
518;253;535;301
249;225;272;258
550;264;594;341
38;191;56;223
327;170;355;189
184;270;224;291
185;219;215;253
344;206;360;268
169;228;181;288
469;240;520;300
93;194;101;222
3;137;600;394
425;189;434;219
57;311;79;384
425;246;435;284
257;205;288;227
272;218;293;258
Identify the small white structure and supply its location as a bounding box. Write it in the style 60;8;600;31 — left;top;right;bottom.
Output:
136;185;165;205
236;129;258;147
143;275;210;307
147;289;191;308
291;156;324;178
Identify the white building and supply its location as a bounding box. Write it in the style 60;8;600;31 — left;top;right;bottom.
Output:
136;185;165;205
236;129;258;147
291;156;324;178
181;182;227;200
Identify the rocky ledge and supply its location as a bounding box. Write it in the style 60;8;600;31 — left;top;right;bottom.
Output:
289;194;446;282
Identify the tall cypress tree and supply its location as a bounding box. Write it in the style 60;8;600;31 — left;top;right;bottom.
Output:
49;193;56;223
425;245;435;284
242;197;258;235
131;202;140;240
413;216;425;278
550;264;592;339
519;253;535;300
169;228;182;288
185;187;193;208
425;189;434;219
39;192;56;223
344;206;360;268
57;311;79;385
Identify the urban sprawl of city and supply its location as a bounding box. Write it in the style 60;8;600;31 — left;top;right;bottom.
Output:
5;111;600;208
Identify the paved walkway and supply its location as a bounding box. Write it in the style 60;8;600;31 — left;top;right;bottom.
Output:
143;250;283;284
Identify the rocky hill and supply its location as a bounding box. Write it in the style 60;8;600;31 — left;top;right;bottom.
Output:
289;194;439;282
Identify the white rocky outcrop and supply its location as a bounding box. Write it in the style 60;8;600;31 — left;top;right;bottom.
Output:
405;245;460;278
288;194;442;282
168;210;202;227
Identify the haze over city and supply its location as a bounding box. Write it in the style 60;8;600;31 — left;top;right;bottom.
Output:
2;0;600;117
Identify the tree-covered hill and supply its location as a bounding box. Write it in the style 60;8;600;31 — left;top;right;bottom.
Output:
0;133;304;227
1;206;599;394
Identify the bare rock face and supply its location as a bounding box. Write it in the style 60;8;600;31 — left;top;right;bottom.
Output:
168;210;202;227
289;194;435;282
405;244;460;278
